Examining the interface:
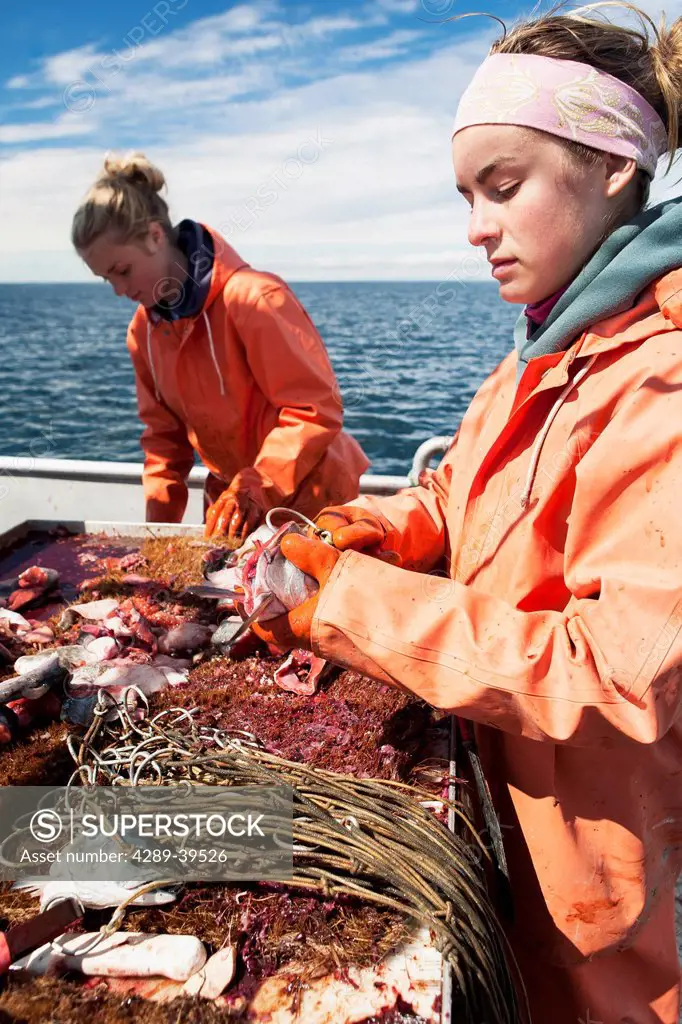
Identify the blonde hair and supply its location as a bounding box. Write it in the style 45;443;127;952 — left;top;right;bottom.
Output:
72;152;172;251
490;2;682;203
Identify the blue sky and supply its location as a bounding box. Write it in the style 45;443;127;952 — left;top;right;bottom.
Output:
0;0;677;281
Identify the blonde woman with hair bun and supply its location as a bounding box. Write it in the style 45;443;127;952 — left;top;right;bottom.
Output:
72;152;368;538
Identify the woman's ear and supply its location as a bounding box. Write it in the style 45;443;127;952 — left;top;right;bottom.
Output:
604;155;638;199
147;220;166;251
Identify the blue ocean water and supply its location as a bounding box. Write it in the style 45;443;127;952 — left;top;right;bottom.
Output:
0;282;518;476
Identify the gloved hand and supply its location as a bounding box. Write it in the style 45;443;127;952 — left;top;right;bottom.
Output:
313;505;402;565
205;468;268;543
251;534;340;651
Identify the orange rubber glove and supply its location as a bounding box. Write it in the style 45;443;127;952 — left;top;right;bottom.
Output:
205;468;268;543
251;533;340;651
313;505;402;565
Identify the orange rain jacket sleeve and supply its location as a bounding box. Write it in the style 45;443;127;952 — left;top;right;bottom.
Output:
313;319;682;749
348;443;456;574
230;283;344;504
127;324;196;523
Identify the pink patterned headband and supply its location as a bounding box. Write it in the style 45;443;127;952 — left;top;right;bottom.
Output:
452;53;667;177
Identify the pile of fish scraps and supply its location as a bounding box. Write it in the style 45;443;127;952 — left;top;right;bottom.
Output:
0;522;494;1024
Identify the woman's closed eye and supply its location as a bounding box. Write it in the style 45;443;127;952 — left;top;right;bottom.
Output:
492;183;520;201
458;182;521;207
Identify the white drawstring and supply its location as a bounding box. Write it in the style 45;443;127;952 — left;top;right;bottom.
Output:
146;321;161;402
520;353;599;510
146;313;225;401
203;310;226;396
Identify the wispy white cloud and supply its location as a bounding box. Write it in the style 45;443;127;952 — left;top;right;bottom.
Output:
0;116;93;144
376;0;421;12
338;29;422;63
140;6;289;70
111;66;272;112
6;75;31;89
43;44;104;86
20;96;60;111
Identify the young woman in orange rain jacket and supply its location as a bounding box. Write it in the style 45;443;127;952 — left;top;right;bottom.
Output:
71;155;368;540
254;8;682;1023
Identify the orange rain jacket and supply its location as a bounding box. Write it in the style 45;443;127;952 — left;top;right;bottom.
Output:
126;229;369;522
312;271;682;1023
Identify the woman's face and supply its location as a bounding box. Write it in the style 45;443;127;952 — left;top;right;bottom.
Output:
452;124;636;305
81;223;172;307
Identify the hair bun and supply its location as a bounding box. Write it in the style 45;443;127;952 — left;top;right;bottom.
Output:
101;152;165;193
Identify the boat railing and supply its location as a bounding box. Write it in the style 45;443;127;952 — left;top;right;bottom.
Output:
0;435;454;532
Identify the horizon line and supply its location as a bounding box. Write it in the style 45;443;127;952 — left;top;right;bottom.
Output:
0;279;499;287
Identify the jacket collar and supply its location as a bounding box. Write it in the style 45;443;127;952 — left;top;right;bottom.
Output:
513;269;682;407
548;266;682;363
575;271;680;359
202;224;250;310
